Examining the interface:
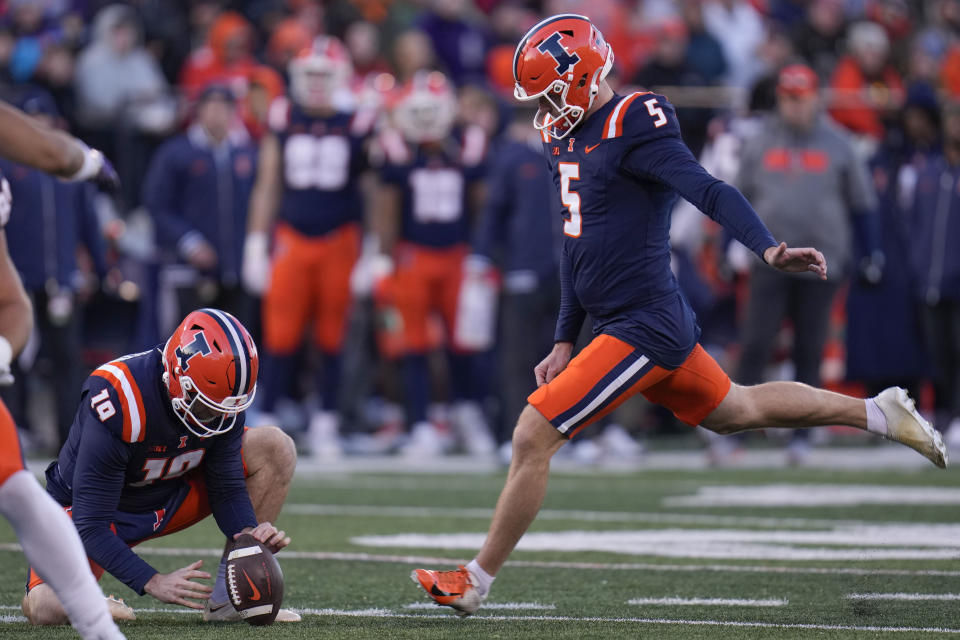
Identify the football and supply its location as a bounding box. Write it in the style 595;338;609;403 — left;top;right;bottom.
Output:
225;534;284;626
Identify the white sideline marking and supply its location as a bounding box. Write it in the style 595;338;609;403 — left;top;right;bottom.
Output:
666;485;960;507
352;524;960;561
2;604;959;633
2;543;959;576
132;607;960;634
847;593;960;601
284;503;869;529
0;605;196;615
404;601;556;611
627;597;787;607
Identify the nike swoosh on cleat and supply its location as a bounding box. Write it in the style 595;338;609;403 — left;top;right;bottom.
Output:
585;143;601;154
208;602;230;613
242;569;262;601
431;584;460;597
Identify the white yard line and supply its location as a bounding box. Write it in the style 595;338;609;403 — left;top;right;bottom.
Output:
627;597;788;607
847;593;960;601
404;602;556;610
0;605;196;615
2;603;958;633
284;503;868;529
198;608;960;634
666;485;960;508
351;527;960;561
2;543;958;577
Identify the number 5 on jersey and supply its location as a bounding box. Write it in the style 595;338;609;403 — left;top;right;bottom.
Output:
559;162;581;237
644;98;667;128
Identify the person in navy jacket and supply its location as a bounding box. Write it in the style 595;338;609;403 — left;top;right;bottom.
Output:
472;107;562;446
0;87;108;449
906;99;960;443
142;84;257;327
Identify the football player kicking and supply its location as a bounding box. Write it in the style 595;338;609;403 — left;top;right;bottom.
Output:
413;14;947;616
22;308;302;625
0;100;122;639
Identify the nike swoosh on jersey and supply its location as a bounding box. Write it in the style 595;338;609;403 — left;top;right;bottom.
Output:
584;143;601;154
242;569;262;601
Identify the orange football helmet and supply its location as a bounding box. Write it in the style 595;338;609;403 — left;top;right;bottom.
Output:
162;308;258;438
513;14;614;140
390;71;457;144
289;35;353;110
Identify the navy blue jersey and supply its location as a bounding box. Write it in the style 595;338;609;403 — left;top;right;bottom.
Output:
270;97;372;237
546;92;776;367
378;126;487;248
45;348;256;595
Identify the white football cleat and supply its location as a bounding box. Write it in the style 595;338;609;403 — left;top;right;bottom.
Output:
600;423;645;460
400;422;448;458
874;387;948;469
451;402;496;456
307;411;343;461
105;595;135;621
202;600;301;623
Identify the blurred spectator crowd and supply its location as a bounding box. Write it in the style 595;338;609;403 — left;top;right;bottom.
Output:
2;0;960;465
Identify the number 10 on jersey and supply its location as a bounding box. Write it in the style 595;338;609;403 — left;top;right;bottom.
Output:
559;162;581;237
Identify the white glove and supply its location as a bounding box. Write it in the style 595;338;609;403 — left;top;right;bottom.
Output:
0;177;11;228
463;254;492;277
242;232;271;296
0;335;14;386
350;253;394;297
350;235;395;297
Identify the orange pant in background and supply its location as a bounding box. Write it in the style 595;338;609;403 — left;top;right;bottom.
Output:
0;399;24;486
263;222;360;354
375;243;468;357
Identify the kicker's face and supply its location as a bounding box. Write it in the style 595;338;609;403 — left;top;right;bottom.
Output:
538;94;561;117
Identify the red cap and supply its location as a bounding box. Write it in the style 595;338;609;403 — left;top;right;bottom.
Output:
777;64;819;96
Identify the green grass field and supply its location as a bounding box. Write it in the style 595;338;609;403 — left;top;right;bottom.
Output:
2;447;959;639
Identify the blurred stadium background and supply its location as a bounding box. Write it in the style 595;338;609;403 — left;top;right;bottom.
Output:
2;3;960;637
0;0;958;468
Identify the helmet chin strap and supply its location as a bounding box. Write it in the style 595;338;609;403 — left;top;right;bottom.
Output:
587;45;614;112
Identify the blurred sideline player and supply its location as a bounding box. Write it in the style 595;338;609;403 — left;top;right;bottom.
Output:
244;36;374;458
413;14;947;616
373;71;496;457
0;99;123;639
0;89;110;450
22;309;301;625
143;84;258;327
